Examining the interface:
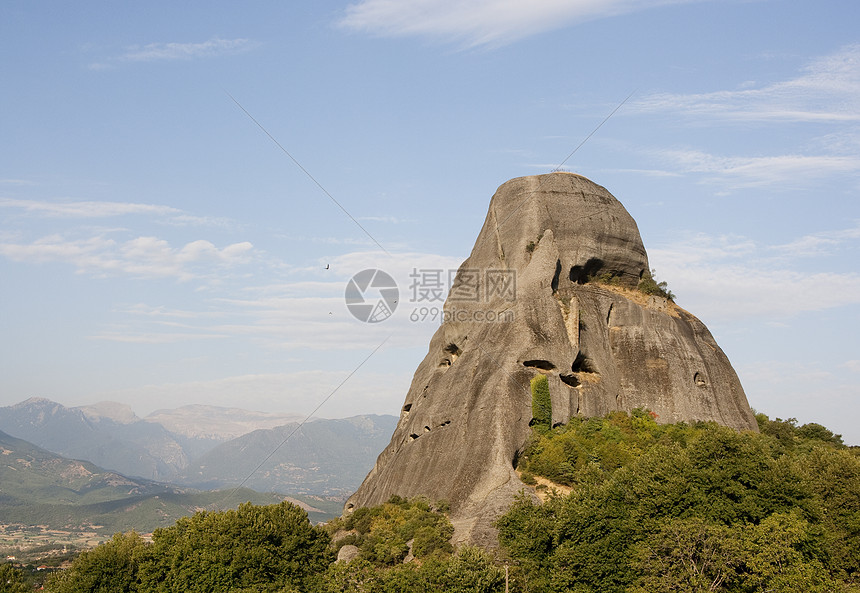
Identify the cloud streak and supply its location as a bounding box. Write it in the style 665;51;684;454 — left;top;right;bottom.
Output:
634;44;860;123
89;37;254;69
86;248;468;350
0;234;255;281
649;229;860;321
338;0;703;48
0;198;180;218
653;149;860;189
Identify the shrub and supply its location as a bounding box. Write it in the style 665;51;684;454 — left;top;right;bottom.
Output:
530;375;552;428
638;268;675;300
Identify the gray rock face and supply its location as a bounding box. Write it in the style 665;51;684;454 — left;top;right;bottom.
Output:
336;545;360;563
346;173;757;547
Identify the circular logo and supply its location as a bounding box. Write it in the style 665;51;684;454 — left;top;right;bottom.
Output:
345;269;399;323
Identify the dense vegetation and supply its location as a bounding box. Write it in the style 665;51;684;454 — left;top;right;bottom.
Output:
502;410;860;592
326;495;453;563
0;562;31;593
42;497;501;593
34;411;860;592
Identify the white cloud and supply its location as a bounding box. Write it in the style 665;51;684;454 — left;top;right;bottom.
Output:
618;46;860;189
356;215;410;224
87;249;468;351
0;198;238;229
843;360;860;373
634;44;860;123
90;331;229;344
0;197;180;218
89;37;254;69
0;234;255;281
654;149;860;189
649;231;860;321
338;0;702;48
771;222;860;257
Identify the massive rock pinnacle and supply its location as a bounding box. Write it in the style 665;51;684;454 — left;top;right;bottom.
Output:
346;172;757;547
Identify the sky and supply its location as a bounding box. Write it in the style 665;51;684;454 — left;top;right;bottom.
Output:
1;0;859;443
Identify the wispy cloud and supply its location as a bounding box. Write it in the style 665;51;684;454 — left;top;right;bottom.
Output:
634;43;860;123
86;248;467;351
90;331;229;344
89;37;254;69
0;234;255;282
653;149;860;189
771;222;860;258
338;0;703;48
649;230;860;321
0;197;238;228
0;198;180;218
356;215;410;224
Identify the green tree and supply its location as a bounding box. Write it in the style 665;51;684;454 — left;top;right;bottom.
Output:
740;511;835;593
0;563;30;593
530;374;552;428
637;268;675;300
800;446;860;579
139;501;332;593
629;518;742;592
46;531;147;593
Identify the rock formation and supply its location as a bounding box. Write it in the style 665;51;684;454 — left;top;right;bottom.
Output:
346;172;758;547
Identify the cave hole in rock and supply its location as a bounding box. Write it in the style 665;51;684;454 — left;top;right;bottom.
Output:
523;359;556;371
512;450;520;469
439;420;451;427
409;433;420;441
571;352;597;374
403;403;412;413
439;343;463;368
606;303;613;326
560;373;581;387
551;259;561;293
694;372;707;387
424;425;431;432
569;257;606;284
346;503;354;511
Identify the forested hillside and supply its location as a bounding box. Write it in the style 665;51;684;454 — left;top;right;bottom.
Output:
14;411;859;593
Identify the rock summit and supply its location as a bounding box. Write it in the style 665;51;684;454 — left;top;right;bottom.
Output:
347;173;757;546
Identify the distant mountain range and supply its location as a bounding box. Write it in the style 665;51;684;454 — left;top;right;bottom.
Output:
0;398;396;497
177;416;397;496
0;428;339;534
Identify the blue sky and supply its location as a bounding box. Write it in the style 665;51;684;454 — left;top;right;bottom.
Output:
1;0;859;443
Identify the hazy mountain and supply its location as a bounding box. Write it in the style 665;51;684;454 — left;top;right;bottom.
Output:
177;415;398;497
144;404;307;440
0;429;337;533
0;398;397;497
0;398;190;481
0;428;173;506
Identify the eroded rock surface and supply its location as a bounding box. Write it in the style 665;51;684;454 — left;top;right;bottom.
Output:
346;173;757;547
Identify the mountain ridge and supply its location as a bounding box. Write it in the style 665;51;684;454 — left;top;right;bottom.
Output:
0;398;396;497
